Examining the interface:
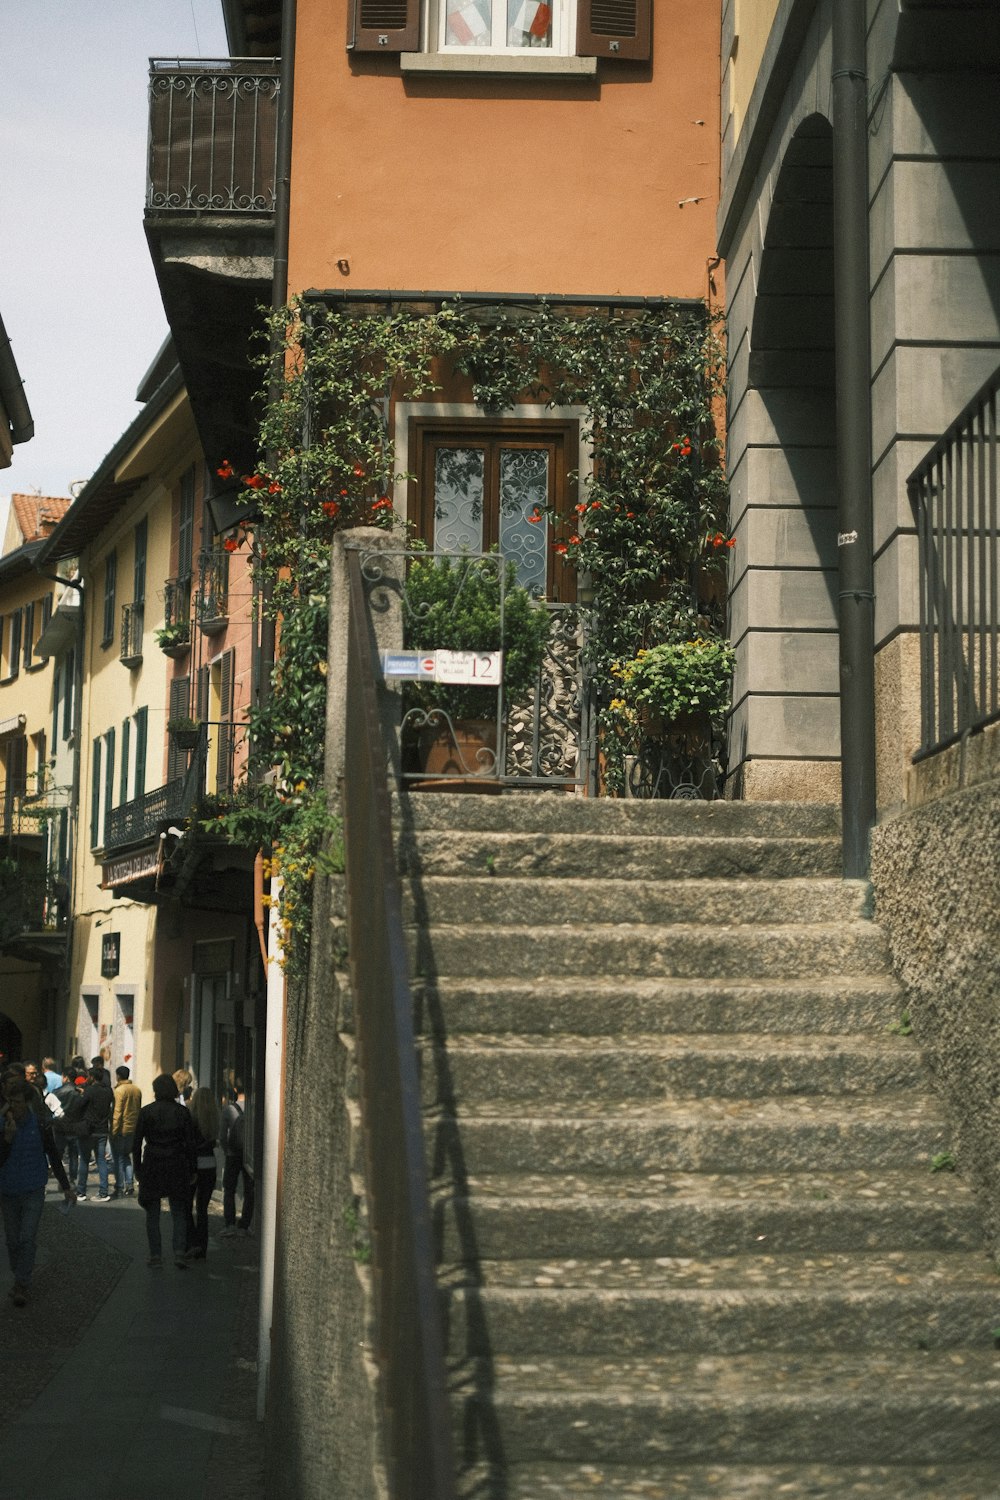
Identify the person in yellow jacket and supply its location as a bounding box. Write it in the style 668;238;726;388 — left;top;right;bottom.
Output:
110;1066;142;1198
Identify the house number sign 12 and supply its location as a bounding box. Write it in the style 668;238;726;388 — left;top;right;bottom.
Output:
381;650;503;685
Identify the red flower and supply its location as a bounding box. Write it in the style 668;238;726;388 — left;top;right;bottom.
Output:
339;488;348;497
590;501;602;510
528;509;543;524
726;537;736;549
322;501;340;518
216;459;234;480
553;541;568;555
371;496;393;511
243;473;265;490
352;463;365;478
268;481;281;495
626;511;635;519
223;536;241;553
575;503;587;515
568;534;581;546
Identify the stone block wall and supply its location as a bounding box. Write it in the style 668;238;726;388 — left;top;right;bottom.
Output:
871;732;1000;1260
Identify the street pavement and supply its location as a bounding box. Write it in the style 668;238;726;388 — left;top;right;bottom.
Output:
0;1180;264;1500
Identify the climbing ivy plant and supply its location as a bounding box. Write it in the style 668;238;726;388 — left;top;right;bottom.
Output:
212;296;729;977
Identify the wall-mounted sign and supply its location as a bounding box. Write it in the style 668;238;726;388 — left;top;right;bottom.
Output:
101;845;160;889
380;649;503;685
101;933;121;979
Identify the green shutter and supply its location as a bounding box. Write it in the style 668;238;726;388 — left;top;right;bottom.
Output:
134;707;148;799
104;728;116;843
90;738;102;847
120;719;131;803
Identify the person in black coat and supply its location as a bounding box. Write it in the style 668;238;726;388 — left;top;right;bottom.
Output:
133;1074;197;1269
76;1068;115;1200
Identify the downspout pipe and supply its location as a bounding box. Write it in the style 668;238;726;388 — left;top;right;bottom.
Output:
832;0;877;878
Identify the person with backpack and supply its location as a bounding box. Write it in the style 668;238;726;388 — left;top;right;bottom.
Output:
219;1082;253;1238
2;1072;76;1305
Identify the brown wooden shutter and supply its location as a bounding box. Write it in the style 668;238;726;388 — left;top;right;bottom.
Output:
348;0;421;53
577;0;651;61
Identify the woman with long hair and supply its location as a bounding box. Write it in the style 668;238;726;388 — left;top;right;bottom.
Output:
133;1074;196;1269
186;1086;220;1260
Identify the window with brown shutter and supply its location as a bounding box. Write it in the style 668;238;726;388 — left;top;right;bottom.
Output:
348;0;421;52
577;0;651;60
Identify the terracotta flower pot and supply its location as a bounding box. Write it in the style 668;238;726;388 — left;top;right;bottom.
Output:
417;718;499;781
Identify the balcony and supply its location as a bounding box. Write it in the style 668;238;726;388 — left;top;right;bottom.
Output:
144;59;278;475
147;60;279;217
105;776;192;852
909;363;1000;758
121;601;144;667
197;551;230;634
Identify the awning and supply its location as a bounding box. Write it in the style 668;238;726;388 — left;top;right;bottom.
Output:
0;713;26;737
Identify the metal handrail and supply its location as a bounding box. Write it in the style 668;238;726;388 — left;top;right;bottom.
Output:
343;550;455;1500
908;363;1000;757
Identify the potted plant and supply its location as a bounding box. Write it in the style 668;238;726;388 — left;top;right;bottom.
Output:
607;636;734;799
155;622;191;658
402;553;550;780
620;637;735;737
167;716;202;751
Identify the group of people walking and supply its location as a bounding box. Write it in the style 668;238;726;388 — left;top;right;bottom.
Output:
1;1056;254;1303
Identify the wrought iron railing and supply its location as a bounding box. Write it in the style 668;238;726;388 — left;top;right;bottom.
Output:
121;602;144;665
104;777;191;852
197;550;230;627
343;550;455;1500
147;60;279;215
360;547;591;789
163;576;192;628
909;364;1000;757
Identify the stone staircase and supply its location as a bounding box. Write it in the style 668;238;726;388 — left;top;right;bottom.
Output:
392;792;1000;1499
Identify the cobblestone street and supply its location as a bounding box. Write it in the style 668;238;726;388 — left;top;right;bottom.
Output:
0;1183;264;1500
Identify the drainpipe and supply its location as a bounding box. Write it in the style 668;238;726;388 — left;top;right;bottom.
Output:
832;0;876;878
256;0;296;1429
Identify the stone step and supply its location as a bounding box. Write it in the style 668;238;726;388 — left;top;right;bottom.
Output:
454;1460;1000;1499
404;876;870;928
399;829;844;881
414;975;905;1038
419;1032;925;1106
411;921;893;981
431;1168;983;1260
441;1250;999;1358
421;1094;953;1176
396;790;841;840
450;1350;1000;1466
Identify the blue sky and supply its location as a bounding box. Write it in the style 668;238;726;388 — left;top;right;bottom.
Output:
1;3;230;501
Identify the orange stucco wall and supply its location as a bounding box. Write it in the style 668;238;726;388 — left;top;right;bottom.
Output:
289;1;721;300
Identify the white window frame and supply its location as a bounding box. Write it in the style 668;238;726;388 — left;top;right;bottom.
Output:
405;0;595;72
431;0;575;56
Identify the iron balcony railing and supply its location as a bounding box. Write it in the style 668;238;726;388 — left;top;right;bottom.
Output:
197;550;230;628
147;59;279;215
105;777;192;852
121;602;144;665
909;363;1000;758
163;576;192;628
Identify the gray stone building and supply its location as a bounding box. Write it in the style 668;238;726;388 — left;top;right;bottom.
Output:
719;0;1000;813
